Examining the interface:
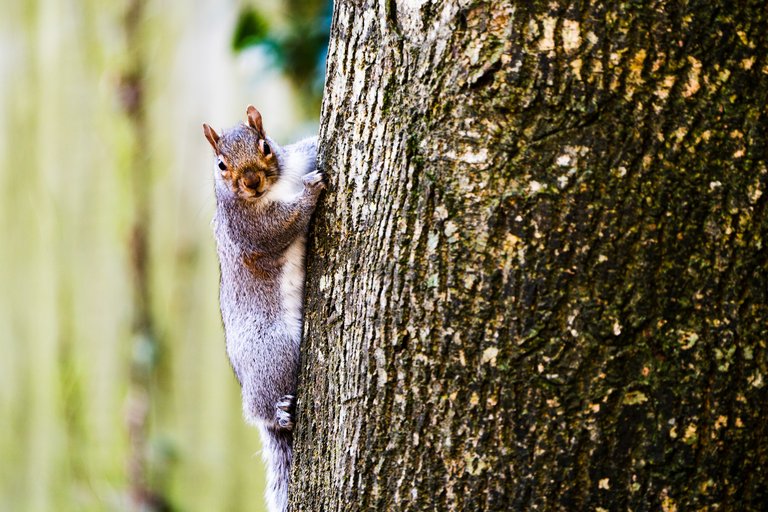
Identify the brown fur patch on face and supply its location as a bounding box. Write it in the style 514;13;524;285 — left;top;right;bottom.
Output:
216;123;279;200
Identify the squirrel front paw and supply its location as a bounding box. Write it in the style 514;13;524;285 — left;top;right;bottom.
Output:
275;395;295;431
302;170;328;193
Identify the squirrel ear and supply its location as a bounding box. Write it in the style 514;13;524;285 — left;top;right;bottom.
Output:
203;124;220;152
246;105;265;137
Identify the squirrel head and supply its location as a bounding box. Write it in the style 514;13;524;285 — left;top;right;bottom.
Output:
203;105;279;201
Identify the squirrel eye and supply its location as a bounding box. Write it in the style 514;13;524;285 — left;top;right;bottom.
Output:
261;141;271;156
217;160;227;171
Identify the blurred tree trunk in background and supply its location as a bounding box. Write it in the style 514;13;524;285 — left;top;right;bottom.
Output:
292;1;768;510
119;0;167;509
0;1;271;511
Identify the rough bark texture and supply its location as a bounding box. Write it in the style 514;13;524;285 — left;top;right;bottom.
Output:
292;1;768;510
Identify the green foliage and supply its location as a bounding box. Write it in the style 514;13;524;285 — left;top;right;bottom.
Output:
232;1;332;110
231;7;270;52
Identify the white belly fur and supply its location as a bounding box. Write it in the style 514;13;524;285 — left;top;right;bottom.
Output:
281;237;306;339
270;136;316;338
264;139;316;203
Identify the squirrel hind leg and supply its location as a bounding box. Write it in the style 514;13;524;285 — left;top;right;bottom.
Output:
275;395;296;431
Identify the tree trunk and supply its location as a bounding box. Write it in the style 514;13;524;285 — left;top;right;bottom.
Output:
292;1;768;510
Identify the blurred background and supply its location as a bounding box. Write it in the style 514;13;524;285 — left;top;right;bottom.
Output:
0;0;330;510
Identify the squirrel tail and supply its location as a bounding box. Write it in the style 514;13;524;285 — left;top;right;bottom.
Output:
259;425;293;512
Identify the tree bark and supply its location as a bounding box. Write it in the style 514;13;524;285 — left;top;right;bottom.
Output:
292;1;768;510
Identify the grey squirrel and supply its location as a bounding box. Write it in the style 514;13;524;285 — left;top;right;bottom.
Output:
203;106;325;512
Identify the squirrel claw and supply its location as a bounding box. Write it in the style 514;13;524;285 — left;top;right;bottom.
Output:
275;395;295;430
276;395;294;411
303;170;327;190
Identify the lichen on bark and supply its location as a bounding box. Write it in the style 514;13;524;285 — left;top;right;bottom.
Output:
291;1;768;510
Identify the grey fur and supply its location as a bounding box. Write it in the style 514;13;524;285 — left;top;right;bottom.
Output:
210;129;322;512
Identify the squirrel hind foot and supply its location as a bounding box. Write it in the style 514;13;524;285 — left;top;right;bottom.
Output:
275;395;295;431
